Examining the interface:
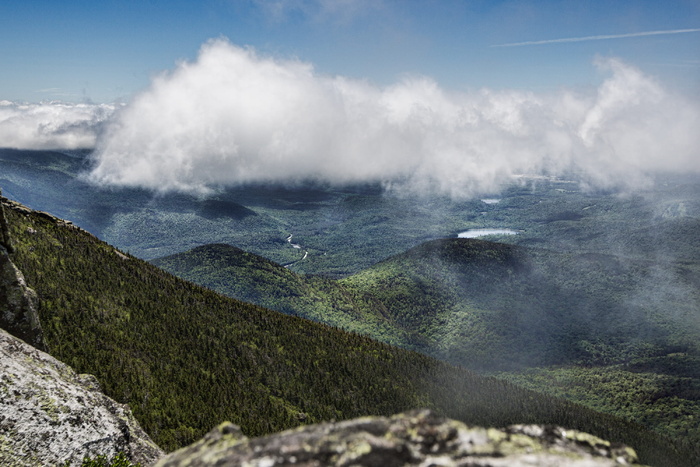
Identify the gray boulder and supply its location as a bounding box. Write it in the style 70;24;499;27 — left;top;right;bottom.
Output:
0;327;164;466
155;409;643;466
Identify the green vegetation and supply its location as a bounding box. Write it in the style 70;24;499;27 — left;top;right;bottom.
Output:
61;452;141;467
495;359;700;456
4;203;696;465
3;149;700;465
344;238;700;368
152;243;413;347
154;237;700;454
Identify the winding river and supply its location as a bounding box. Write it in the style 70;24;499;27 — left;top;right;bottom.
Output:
283;234;308;268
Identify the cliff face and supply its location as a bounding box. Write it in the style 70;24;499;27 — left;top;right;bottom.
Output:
0;327;164;466
156;410;644;467
0;195;44;350
0;190;13;255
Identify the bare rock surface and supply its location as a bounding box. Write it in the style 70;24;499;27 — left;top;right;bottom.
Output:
0;327;164;466
155;409;644;467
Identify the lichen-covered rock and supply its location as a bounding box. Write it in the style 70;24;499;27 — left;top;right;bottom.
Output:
155;409;644;466
0;327;164;466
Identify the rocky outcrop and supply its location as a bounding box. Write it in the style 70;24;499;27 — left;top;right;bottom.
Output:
155;409;643;467
0;327;164;466
0;192;12;254
0;247;44;350
0;193;45;350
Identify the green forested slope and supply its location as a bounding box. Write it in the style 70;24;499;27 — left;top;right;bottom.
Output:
3;199;694;466
496;363;700;452
153;238;700;372
153;238;700;454
152;243;415;346
343;238;700;369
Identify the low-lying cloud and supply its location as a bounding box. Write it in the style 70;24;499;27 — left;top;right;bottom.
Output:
78;39;699;197
0;101;116;150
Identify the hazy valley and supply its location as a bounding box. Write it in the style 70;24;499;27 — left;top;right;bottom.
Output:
1;148;699;465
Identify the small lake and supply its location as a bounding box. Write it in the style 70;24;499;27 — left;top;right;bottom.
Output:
457;229;518;238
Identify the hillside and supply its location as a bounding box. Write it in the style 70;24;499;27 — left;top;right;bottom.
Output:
346;238;700;450
344;238;700;368
2;197;694;465
153;238;700;453
151;243;415;347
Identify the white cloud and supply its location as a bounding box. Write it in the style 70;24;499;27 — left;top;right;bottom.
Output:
0;101;116;150
85;39;700;197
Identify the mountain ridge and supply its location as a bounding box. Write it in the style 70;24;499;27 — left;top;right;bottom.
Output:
2;195;692;465
153;237;700;453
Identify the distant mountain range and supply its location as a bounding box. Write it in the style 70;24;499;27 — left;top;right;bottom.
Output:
4;147;700;274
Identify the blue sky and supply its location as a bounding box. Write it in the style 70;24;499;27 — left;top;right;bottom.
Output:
2;0;699;103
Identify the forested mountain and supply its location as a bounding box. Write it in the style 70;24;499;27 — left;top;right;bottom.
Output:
2;197;695;466
153;237;700;454
152;243;414;346
2;149;700;465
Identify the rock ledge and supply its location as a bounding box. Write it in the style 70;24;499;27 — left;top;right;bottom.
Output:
0;328;164;466
156;409;643;466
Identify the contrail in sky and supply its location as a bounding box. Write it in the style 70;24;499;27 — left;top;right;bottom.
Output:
493;28;700;47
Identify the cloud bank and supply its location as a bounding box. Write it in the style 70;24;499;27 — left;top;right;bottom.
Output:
0;101;116;150
85;39;700;197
